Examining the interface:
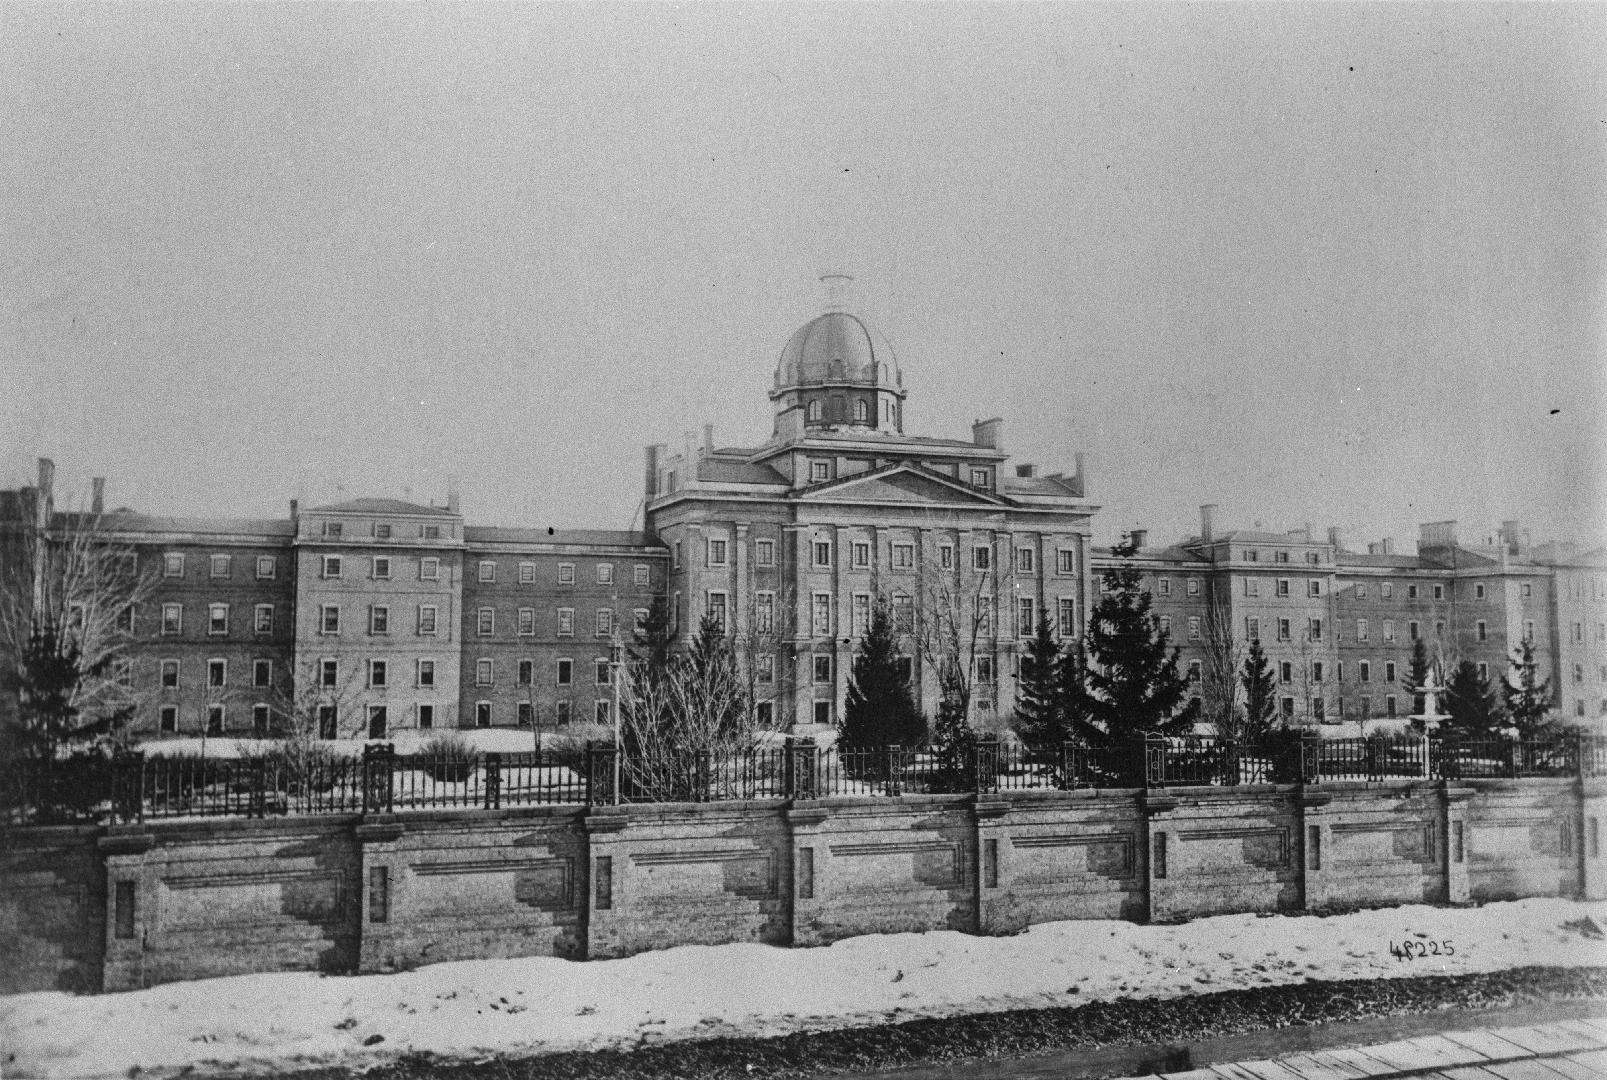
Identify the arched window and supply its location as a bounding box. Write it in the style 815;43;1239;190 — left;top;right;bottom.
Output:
807;399;822;422
854;398;868;422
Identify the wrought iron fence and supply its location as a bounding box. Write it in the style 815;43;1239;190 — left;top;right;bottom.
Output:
4;731;1604;824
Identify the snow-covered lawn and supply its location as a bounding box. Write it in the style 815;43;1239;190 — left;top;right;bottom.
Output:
4;898;1605;1079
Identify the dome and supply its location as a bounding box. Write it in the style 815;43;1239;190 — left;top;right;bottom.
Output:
774;312;902;390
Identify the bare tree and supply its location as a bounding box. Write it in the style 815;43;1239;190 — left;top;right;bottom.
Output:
914;561;995;728
730;581;799;728
0;509;159;757
1200;583;1243;739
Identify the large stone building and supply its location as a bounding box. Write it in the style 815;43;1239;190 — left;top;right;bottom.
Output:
2;279;1602;741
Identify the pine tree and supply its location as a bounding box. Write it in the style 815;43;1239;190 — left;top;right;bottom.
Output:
1408;637;1430;715
685;612;747;741
1443;659;1504;741
1064;535;1198;754
630;592;674;679
928;691;978;792
1012;615;1065;752
1503;640;1556;738
1238;637;1279;742
839;604;926;756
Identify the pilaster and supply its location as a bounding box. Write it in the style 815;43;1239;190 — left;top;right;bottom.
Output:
1295;788;1332;911
1442;782;1473;904
973;798;1012;933
1581;776;1606;900
98;827;155;992
354;816;406;974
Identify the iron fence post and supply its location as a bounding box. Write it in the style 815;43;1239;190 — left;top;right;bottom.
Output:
887;744;902;797
1300;732;1321;787
1578;729;1590;779
696;749;711;802
484;752;502;810
1505;737;1519;779
1142;731;1163;788
362;743;394;815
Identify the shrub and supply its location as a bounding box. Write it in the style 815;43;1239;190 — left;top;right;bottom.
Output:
418;732;480;783
544;723;613;771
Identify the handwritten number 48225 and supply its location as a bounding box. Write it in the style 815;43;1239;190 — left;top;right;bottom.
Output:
1391;940;1454;959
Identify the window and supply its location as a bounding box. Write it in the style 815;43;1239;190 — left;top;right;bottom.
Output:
1475;583;1486;600
477;608;494;636
706;592;728;633
555;700;572;725
598;563;614;585
417;659;436;687
854;398;868;421
756;592;775;634
1385;661;1397;683
1360;660;1371;683
810;460;832;482
370;660;387;688
1018;598;1035;637
1383;619;1395;643
476;702;492;728
813;700;831;725
1017;548;1035;573
1522;582;1532;598
1575;663;1585;684
1280;661;1293;683
323;522;343;539
1360;696;1372;719
1308;579;1322;598
892;543;915;570
1187;578;1200;597
208;603;229;636
1305;552;1320;565
1276;579;1290;597
596;659;611;685
634;564;650;586
973;545;992;570
161;659;180;688
117;603;136;633
253;604;274;636
422;524;440;540
1275;551;1289;564
975;656;994;683
672;542;682;570
893;593;914;633
755;540;775;567
370;605;390;635
372;556;391;580
1433;584;1444;600
1356;618;1369;642
557;608;574;637
1356;584;1367;599
756;701;774;725
1312;661;1324;683
322;555;342;579
1573;622;1585;643
209;554;231;578
518;607;535;635
514;702;533;728
1311;697;1326;723
1159;615;1172;635
478;561;496;582
1158;578;1171;597
418;703;434;730
476;658;493;686
519;562;536;584
1476;620;1487;642
709;539;729;566
420;557;440;581
595;608;613;636
595;700;611;724
1281;697;1296;718
1245;550;1259;562
1385;695;1397;718
372;523;391;539
1277;618;1291;642
558;562;576;585
318;705;338;739
1524;620;1535;642
1244;577;1260;597
1187;615;1201;641
940;544;955;570
1308;618;1323;642
321;659;338;688
164;553;185;577
814;655;832;683
418;605;438;635
812;540;832;567
852;593;870;636
253;659;271;688
207;705;225;735
1187;660;1201;683
1478;662;1489;681
1382;583;1393;599
1409;620;1420;641
208;658;226;688
1057;549;1076;575
811;593;830;636
160;705;178;732
556;658;573;685
1059;598;1076;636
1245;616;1260;641
1407;584;1419;600
757;654;774;684
970;468;990;488
851;542;870;568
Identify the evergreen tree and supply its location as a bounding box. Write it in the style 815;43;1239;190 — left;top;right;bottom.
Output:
1503;640;1556;738
1408;637;1431;715
685;612;748;741
1064;535;1198;754
1012;615;1065;752
928;691;978;792
1442;659;1504;741
839;604;926;755
2;619;130;761
630;592;674;680
1238;637;1279;742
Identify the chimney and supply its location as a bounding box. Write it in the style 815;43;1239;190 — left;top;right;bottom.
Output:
1304;522;1314;542
91;477;105;515
820;273;853;312
1130;528;1148;549
702;423;714;457
1419;520;1457;550
1368;541;1382;555
35;457;54;527
289;499;299;523
1074;451;1086;496
447;478;461;516
1381;537;1395;555
645;444;662;498
971;417;1004;450
1200;503;1218;542
1015;463;1036;478
1499;519;1523;555
1327;525;1343;550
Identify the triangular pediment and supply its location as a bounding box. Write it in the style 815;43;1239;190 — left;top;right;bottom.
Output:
800;465;1008;506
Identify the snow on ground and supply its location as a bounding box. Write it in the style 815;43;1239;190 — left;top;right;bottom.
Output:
4;899;1606;1079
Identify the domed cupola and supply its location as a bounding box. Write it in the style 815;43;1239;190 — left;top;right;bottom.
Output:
770;275;908;438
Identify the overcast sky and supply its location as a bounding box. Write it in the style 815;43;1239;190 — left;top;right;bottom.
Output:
3;3;1603;550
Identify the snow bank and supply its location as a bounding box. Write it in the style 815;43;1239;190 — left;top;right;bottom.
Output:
4;899;1605;1079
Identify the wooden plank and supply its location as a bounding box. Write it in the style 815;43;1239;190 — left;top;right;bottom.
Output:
1490;1027;1602;1056
1441;1030;1540;1060
1532;1054;1607;1080
1478;1059;1589;1080
1233;1058;1322;1080
1359;1037;1485;1072
1272;1052;1376;1080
